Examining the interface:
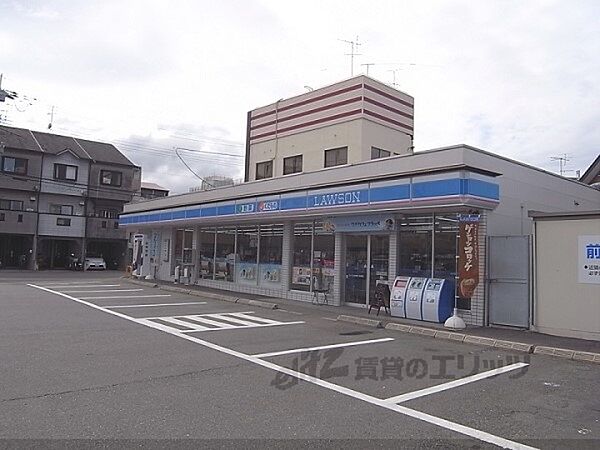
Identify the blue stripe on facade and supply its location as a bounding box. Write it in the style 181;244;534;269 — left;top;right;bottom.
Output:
412;179;461;198
280;196;307;210
218;204;236;216
466;179;500;200
202;207;217;217
369;184;410;202
186;208;201;218
119;177;500;225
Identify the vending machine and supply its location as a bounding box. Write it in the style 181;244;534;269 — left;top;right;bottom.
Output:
421;278;455;323
132;234;150;278
405;277;428;320
390;276;410;318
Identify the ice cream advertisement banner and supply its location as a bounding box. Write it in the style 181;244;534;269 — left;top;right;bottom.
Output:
578;235;600;284
458;214;480;298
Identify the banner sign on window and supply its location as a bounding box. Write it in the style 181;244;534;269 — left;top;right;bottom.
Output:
458;214;480;298
323;215;395;233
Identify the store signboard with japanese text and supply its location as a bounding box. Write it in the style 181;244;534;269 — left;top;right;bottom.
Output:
458;214;480;298
578;235;600;284
323;215;395;233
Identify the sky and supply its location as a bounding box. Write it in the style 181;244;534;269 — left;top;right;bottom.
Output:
1;0;599;194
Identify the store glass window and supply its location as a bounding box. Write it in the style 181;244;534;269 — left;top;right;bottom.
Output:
174;229;194;267
434;214;458;280
236;225;258;284
313;221;335;291
215;227;236;282
198;228;215;279
291;222;313;291
259;224;283;286
397;215;433;278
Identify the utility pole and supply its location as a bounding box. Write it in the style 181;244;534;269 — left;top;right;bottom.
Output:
339;36;361;76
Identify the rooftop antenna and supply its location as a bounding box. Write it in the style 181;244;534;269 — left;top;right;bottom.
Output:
48;105;55;129
338;36;362;76
388;68;402;88
361;63;376;76
550;154;570;176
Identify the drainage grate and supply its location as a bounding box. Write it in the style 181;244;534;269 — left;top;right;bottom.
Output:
339;330;373;336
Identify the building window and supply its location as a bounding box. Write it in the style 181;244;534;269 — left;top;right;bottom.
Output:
0;199;23;211
100;170;122;187
283;155;303;175
216;227;236;282
236;225;258;284
0;213;4;221
255;161;273;180
371;147;391;160
198;229;216;279
324;147;348;168
54;164;78;181
56;217;71;226
259;224;283;286
17;214;23;223
113;222;119;229
2;156;28;175
101;220;107;228
50;204;73;215
98;209;118;219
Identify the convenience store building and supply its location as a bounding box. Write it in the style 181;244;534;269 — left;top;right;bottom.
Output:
120;76;599;328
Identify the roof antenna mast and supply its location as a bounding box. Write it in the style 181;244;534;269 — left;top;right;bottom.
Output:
338;36;361;77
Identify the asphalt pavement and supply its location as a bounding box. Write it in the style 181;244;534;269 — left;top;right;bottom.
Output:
0;272;598;449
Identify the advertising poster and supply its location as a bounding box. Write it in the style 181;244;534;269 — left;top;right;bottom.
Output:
259;264;282;285
578;235;600;284
457;215;480;298
236;262;257;284
292;266;312;286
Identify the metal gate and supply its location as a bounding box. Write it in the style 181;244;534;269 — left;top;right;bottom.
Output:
488;236;530;328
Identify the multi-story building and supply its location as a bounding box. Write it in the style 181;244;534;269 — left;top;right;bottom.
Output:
0;125;140;269
245;75;414;181
140;182;169;200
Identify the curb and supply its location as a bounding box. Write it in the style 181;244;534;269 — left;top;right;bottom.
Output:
122;278;278;310
337;315;383;328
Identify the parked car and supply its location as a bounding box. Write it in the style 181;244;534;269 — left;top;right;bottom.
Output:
84;256;107;270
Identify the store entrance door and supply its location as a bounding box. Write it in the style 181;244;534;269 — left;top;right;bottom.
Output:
344;234;390;305
345;235;368;304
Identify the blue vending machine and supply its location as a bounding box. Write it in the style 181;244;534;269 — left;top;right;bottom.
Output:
405;277;427;320
421;278;454;323
390;276;410;318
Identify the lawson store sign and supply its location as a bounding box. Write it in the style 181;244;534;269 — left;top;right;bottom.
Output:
120;175;500;226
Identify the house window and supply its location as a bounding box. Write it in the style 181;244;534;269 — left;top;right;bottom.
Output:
371;147;391;160
101;221;107;228
54;164;78;181
2;156;28;175
324;147;348;168
283;155;303;175
100;170;122;187
99;209;118;219
56;218;71;226
114;222;119;229
50;204;73;215
0;199;23;211
17;214;23;223
0;213;4;221
256;161;273;180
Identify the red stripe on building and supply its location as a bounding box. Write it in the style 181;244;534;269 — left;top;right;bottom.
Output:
250;109;363;141
363;97;414;120
363;109;413;132
251;84;363;120
250;96;363;131
364;84;413;108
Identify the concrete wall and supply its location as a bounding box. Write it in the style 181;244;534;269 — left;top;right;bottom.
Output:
533;217;600;340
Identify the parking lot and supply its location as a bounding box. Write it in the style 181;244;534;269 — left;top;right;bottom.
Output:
0;273;598;448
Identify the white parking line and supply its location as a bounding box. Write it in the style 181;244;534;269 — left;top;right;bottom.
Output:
104;301;207;308
384;362;529;404
61;289;144;293
253;338;395;358
51;284;121;289
27;283;536;450
81;295;174;300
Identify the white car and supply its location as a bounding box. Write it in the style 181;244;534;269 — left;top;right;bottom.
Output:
84;257;106;270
